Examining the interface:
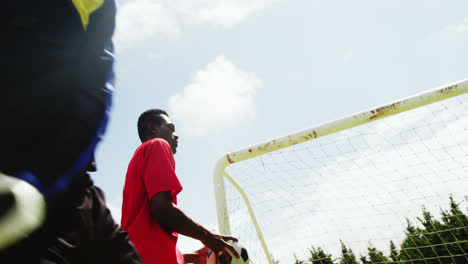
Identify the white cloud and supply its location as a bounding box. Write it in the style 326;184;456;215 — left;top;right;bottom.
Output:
445;16;468;33
454;17;468;33
114;0;181;51
147;51;162;61
114;0;280;50
169;56;261;138
173;0;280;28
343;49;354;63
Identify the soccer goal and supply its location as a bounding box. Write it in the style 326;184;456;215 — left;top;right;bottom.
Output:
213;79;468;264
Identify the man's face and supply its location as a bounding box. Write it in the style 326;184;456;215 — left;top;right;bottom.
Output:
156;114;178;154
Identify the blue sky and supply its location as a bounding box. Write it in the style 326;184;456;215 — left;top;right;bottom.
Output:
91;0;468;258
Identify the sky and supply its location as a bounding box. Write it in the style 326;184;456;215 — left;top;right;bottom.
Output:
90;0;468;261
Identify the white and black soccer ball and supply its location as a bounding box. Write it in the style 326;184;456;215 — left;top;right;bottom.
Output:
207;240;250;264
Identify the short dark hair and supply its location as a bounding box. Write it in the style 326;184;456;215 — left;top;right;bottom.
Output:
137;109;169;142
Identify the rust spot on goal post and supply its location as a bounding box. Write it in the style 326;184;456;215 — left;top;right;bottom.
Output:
368;102;401;121
301;131;318;141
256;142;272;153
438;84;458;95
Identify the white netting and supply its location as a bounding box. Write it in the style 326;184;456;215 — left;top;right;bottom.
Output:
223;94;468;264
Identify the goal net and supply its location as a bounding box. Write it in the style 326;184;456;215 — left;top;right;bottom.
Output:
213;79;468;264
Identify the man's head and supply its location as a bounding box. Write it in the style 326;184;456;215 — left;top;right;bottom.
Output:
137;109;178;154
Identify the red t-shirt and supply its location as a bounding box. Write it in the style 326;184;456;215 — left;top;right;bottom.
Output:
121;138;184;264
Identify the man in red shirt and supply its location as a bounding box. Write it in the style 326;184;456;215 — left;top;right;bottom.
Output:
121;109;239;264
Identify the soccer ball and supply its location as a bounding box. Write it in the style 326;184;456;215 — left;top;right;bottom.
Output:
207;240;250;264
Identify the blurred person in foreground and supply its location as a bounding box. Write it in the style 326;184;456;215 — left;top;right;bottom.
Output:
0;1;142;262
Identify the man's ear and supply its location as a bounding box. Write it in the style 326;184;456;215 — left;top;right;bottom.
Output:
148;121;160;137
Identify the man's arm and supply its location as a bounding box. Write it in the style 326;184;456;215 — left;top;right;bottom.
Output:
150;191;239;259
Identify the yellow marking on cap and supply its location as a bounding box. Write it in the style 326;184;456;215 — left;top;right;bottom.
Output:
72;0;105;30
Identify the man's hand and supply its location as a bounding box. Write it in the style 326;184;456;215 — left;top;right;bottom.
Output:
201;231;240;259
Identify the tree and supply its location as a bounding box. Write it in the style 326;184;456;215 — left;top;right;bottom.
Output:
388;241;398;263
294;254;306;264
308;247;334;264
272;256;280;264
339;240;359;264
366;246;388;263
398;196;467;264
289;196;467;264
